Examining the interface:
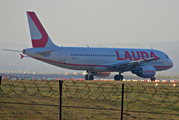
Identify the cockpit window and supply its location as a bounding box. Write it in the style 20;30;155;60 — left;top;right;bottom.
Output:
166;55;169;58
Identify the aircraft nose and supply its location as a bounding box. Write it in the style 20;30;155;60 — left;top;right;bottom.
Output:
170;59;174;67
167;59;173;68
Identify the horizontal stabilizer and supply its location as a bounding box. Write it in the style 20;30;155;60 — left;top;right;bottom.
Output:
20;54;30;59
3;49;21;52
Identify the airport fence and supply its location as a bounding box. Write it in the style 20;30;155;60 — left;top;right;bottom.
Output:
0;74;179;119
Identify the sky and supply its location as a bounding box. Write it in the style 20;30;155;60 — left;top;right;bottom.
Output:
0;1;179;76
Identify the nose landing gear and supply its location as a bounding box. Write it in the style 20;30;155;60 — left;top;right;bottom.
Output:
114;74;123;81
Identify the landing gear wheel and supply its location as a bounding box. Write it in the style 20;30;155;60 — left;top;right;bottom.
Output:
114;75;119;80
89;75;94;80
114;75;123;81
85;75;89;80
151;77;156;81
119;75;124;81
85;74;94;80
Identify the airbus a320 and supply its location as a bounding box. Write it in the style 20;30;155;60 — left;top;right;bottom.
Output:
22;11;173;81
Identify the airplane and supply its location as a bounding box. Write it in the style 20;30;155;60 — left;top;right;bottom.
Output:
21;11;173;81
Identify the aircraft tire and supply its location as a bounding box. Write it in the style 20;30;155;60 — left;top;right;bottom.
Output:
119;75;123;81
89;75;94;80
85;75;89;80
114;75;120;80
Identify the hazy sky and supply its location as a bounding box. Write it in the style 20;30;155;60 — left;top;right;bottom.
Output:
0;1;179;75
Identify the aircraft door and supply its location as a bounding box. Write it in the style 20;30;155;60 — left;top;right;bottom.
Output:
59;50;65;61
156;51;162;62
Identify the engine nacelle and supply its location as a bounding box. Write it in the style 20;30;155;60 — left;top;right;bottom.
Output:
92;72;110;77
132;66;156;78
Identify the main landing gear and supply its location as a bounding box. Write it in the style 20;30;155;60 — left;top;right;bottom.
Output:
85;71;94;80
85;74;94;80
114;74;123;81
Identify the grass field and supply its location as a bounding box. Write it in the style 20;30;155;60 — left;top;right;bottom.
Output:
0;79;179;120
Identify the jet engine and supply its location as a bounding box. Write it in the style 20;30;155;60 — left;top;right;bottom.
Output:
92;72;111;77
132;66;156;78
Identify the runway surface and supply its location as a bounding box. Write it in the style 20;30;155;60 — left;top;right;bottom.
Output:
1;73;178;83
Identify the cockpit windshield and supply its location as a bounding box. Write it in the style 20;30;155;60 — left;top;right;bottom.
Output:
166;55;169;58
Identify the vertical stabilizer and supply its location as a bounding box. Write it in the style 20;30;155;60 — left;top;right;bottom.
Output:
27;11;56;48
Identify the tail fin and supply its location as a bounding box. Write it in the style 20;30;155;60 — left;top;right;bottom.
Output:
27;11;56;48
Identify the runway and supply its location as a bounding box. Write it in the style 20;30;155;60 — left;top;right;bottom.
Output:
1;73;178;83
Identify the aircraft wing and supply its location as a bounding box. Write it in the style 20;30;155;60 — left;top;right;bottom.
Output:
107;57;160;69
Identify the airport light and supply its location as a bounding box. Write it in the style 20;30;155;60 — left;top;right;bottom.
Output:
155;82;158;86
48;78;50;80
173;84;176;87
64;72;69;75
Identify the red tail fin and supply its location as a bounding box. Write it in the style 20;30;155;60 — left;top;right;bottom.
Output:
27;12;56;48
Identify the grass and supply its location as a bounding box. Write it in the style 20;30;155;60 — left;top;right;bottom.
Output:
0;79;179;119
